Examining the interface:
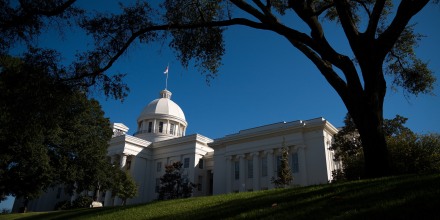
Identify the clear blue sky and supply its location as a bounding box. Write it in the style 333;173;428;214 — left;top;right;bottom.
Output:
2;0;439;211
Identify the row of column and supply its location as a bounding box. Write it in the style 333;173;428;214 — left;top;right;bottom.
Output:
224;146;306;193
138;119;186;136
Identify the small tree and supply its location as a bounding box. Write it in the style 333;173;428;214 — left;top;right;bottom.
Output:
113;170;138;206
158;161;195;200
271;138;293;188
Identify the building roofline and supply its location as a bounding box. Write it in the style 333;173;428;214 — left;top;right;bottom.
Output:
210;117;337;147
152;133;213;148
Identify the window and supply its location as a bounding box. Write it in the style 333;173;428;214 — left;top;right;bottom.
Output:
159;121;164;133
198;159;204;169
276;156;282;173
126;160;131;170
170;123;175;135
198;176;203;191
261;156;267;177
148;122;152;133
184;158;190;168
247;160;253;178
234;161;240;180
292;152;299;173
155;178;160;193
56;187;62;199
157;162;162;172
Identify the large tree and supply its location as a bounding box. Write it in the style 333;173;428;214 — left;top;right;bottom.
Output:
1;1;437;178
331;114;440;180
0;49;114;211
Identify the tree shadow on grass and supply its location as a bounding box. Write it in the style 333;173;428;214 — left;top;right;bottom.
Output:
15;174;440;220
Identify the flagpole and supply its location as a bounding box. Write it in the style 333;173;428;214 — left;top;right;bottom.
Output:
164;63;169;90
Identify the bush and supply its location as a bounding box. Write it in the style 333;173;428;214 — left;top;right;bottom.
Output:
388;133;440;175
54;200;72;210
71;196;93;208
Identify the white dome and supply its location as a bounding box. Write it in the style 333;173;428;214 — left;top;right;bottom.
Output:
137;90;186;124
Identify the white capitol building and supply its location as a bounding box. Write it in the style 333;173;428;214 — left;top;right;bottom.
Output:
15;89;341;211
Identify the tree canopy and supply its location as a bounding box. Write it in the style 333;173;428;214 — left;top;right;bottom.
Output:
158;161;195;200
0;0;437;180
331;114;440;180
0;49;114;207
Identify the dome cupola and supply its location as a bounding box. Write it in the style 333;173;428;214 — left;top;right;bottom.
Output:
134;89;188;142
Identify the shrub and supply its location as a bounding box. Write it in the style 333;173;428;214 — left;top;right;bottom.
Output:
71;196;93;208
54;200;72;210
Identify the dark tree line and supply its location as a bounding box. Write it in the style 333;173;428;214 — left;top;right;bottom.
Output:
331;114;440;181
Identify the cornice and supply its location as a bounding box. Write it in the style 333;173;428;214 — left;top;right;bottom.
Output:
152;133;213;149
210;117;337;148
109;134;152;147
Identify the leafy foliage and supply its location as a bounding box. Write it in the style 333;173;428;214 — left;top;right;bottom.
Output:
0;51;113;205
71;196;93;209
0;0;83;54
113;170;138;205
158;161;195;200
331;113;440;181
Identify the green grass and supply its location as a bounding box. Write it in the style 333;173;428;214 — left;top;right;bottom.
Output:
3;174;439;220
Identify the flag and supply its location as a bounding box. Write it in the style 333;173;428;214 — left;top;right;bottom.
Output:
164;66;169;75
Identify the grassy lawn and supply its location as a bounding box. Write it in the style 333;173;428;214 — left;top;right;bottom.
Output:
3;174;439;220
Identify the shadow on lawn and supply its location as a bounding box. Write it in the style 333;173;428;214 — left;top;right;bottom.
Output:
16;174;440;220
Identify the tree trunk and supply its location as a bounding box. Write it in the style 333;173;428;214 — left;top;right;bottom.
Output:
353;108;390;178
345;61;390;178
19;197;29;213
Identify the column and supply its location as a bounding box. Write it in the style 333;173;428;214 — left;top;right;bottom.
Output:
239;155;246;192
225;156;232;193
298;146;308;185
252;152;260;191
120;154;127;168
103;189;112;207
266;150;274;189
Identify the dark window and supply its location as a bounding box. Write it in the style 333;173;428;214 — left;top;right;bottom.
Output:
198;159;204;169
148;122;152;133
157;162;162;172
170;123;175;135
184;158;190;168
56;187;62;199
198;176;203;191
261;156;267;177
276;156;282;173
292;152;299;173
159;122;164;133
126;160;131;170
234;161;239;180
248;160;253;178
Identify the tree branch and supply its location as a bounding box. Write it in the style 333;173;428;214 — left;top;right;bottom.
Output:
230;0;270;23
33;0;78;17
288;0;363;95
333;0;360;53
377;0;429;60
287;38;349;102
313;2;334;16
66;18;271;83
365;0;385;39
